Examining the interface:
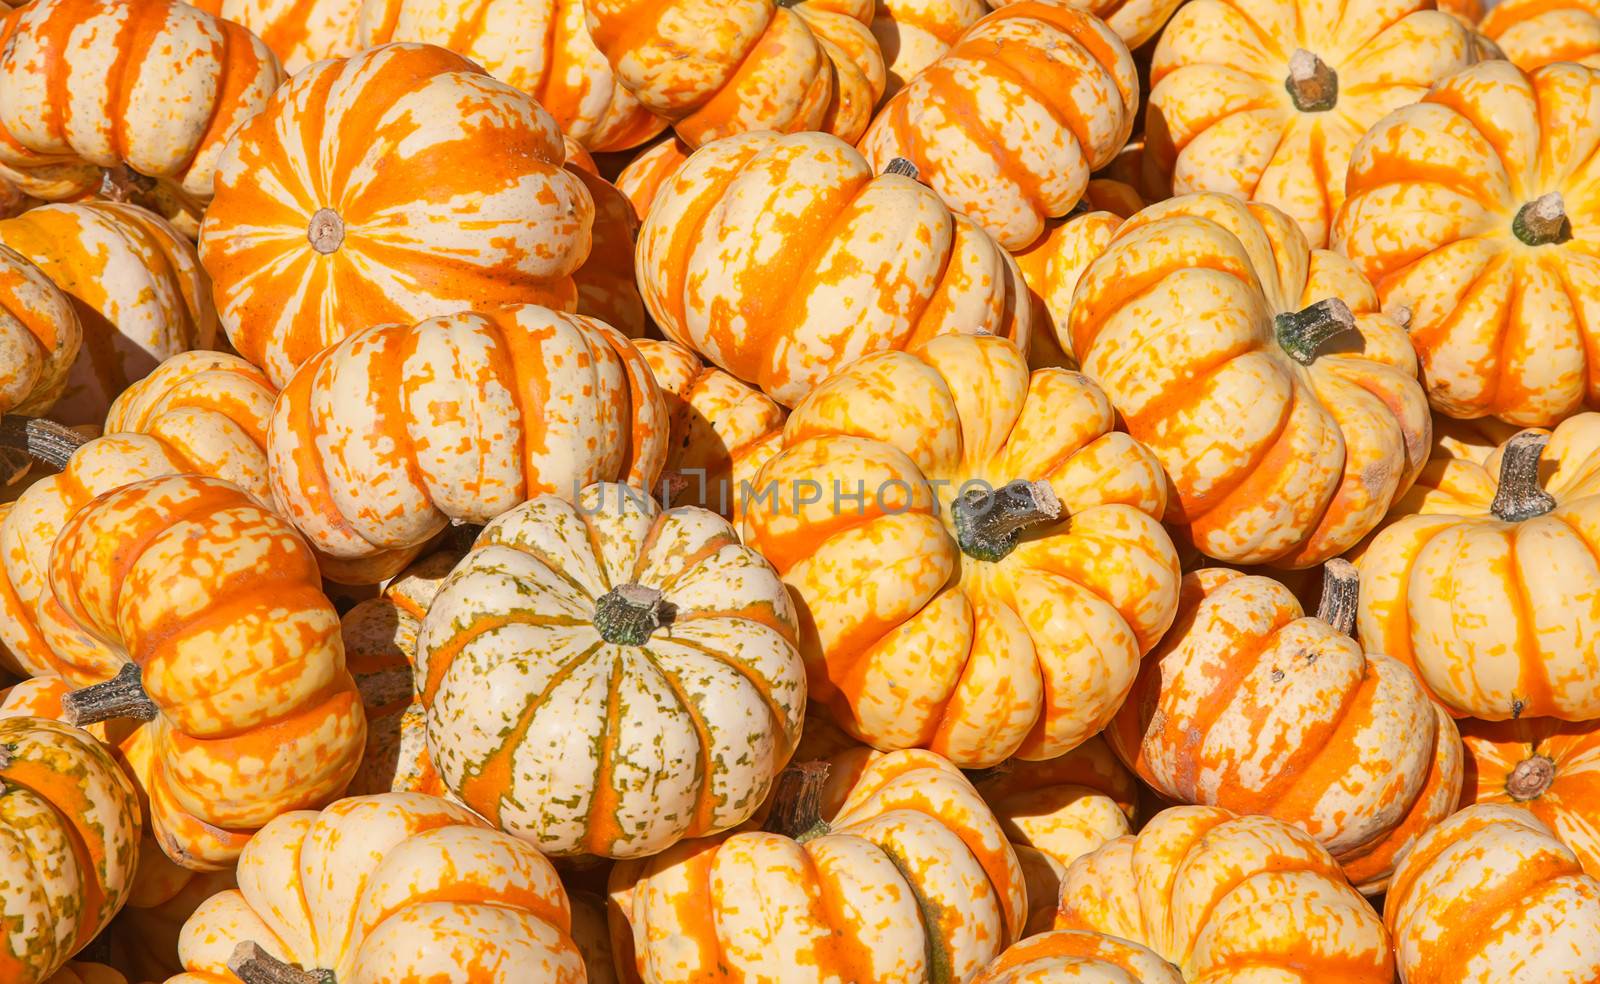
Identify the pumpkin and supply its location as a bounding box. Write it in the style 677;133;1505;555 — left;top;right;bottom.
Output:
635;338;786;520
744;332;1180;766
1386;804;1600;983
198;43;596;389
168;792;585;984
0;716;140;984
614;137;691;222
584;0;885;148
1359;416;1600;720
0;202;217;427
989;0;1181;47
267;304;667;575
1109;562;1463;893
1070;192;1431;567
49;474;365;869
609;750;1027;982
872;0;986;95
43;965;125;984
1461;717;1600;881
1145;0;1475;248
0;247;80;420
565;141;648;337
190;0;363;71
0;0;284;237
1478;0;1600;70
104;868;237;983
569;891;619;984
638;131;1030;406
859;2;1138;251
360;0;666;153
1055;805;1395;982
416;482;806;857
971;931;1181;984
1334;60;1600;425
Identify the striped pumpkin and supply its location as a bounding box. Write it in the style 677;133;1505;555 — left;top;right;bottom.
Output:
0;245;79;418
417;483;806;858
0;0;283;236
614;137;691;222
859;2;1138;250
191;0;363;71
1056;806;1394;982
609;750;1027;982
1479;0;1600;70
101;868;236;984
267;304;667;575
972;931;1182;984
360;0;666;152
585;0;885;148
1109;563;1464;893
988;0;1181;47
198;43;595;388
639;131;1030;406
168;793;586;983
1386;804;1600;983
49;475;365;870
565;141;647;338
745;333;1180;767
0;202;217;427
872;0;986;95
1462;718;1600;880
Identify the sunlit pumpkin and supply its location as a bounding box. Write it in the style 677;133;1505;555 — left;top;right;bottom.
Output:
1478;0;1600;70
1461;717;1600;880
972;931;1181;984
191;0;362;71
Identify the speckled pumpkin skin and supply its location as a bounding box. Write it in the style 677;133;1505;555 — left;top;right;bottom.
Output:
1358;414;1600;721
971;930;1182;984
199;43;596;389
609;749;1027;983
1480;0;1600;70
1461;718;1600;880
0;245;78;418
744;333;1180;767
1386;804;1600;983
614;137;691;222
1146;0;1475;248
1055;806;1395;983
988;0;1180;46
639;130;1031;408
0;0;283;236
0;716;140;984
1070;192;1432;568
1335;60;1600;426
872;0;986;95
191;0;363;71
169;793;586;983
50;475;366;870
859;2;1138;251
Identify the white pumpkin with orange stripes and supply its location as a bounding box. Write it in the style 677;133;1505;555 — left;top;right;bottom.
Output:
191;0;362;71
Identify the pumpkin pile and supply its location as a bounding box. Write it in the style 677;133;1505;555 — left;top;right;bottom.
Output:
4;0;1600;980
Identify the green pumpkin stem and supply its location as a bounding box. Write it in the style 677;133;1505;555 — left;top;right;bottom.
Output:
1490;431;1558;522
951;480;1062;562
228;942;335;984
594;583;675;646
1285;48;1338;112
1506;754;1557;800
1316;558;1359;637
765;761;832;842
1512;193;1571;246
1275;297;1358;366
0;415;88;472
60;663;159;726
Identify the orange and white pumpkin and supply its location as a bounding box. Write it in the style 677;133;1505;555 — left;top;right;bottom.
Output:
859;2;1138;250
1335;60;1600;426
872;0;986;95
1070;192;1432;567
1359;415;1600;720
168;793;586;983
639;131;1030;406
745;332;1180;767
0;0;284;236
585;0;885;148
1462;717;1600;880
565;143;648;337
103;868;236;984
990;0;1182;47
0;247;79;419
972;931;1182;984
1386;804;1600;983
199;43;595;388
1145;0;1475;247
191;0;363;71
267;304;667;576
609;750;1027;982
1479;0;1600;70
1056;805;1395;982
614;137;691;222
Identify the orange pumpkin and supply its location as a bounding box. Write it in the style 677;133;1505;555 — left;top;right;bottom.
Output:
1386;804;1600;983
1069;192;1431;567
1479;0;1600;70
102;868;237;984
972;931;1182;984
42;964;126;984
0;247;79;420
565;140;648;337
872;0;985;95
638;131;1030;406
745;332;1180;767
990;0;1182;47
1462;717;1600;880
0;0;283;236
267;304;667;576
190;0;363;71
614;137;691;222
199;43;595;388
585;0;885;147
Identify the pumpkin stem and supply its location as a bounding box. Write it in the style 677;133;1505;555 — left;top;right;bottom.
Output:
228;942;334;984
1512;192;1571;246
951;480;1062;562
1490;431;1557;522
765;761;832;842
98;164;158;204
307;208;346;255
0;415;88;471
1275;297;1358;366
594;583;675;646
60;663;159;726
1506;754;1557;800
884;158;920;180
1285;48;1338;112
1316;558;1359;637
